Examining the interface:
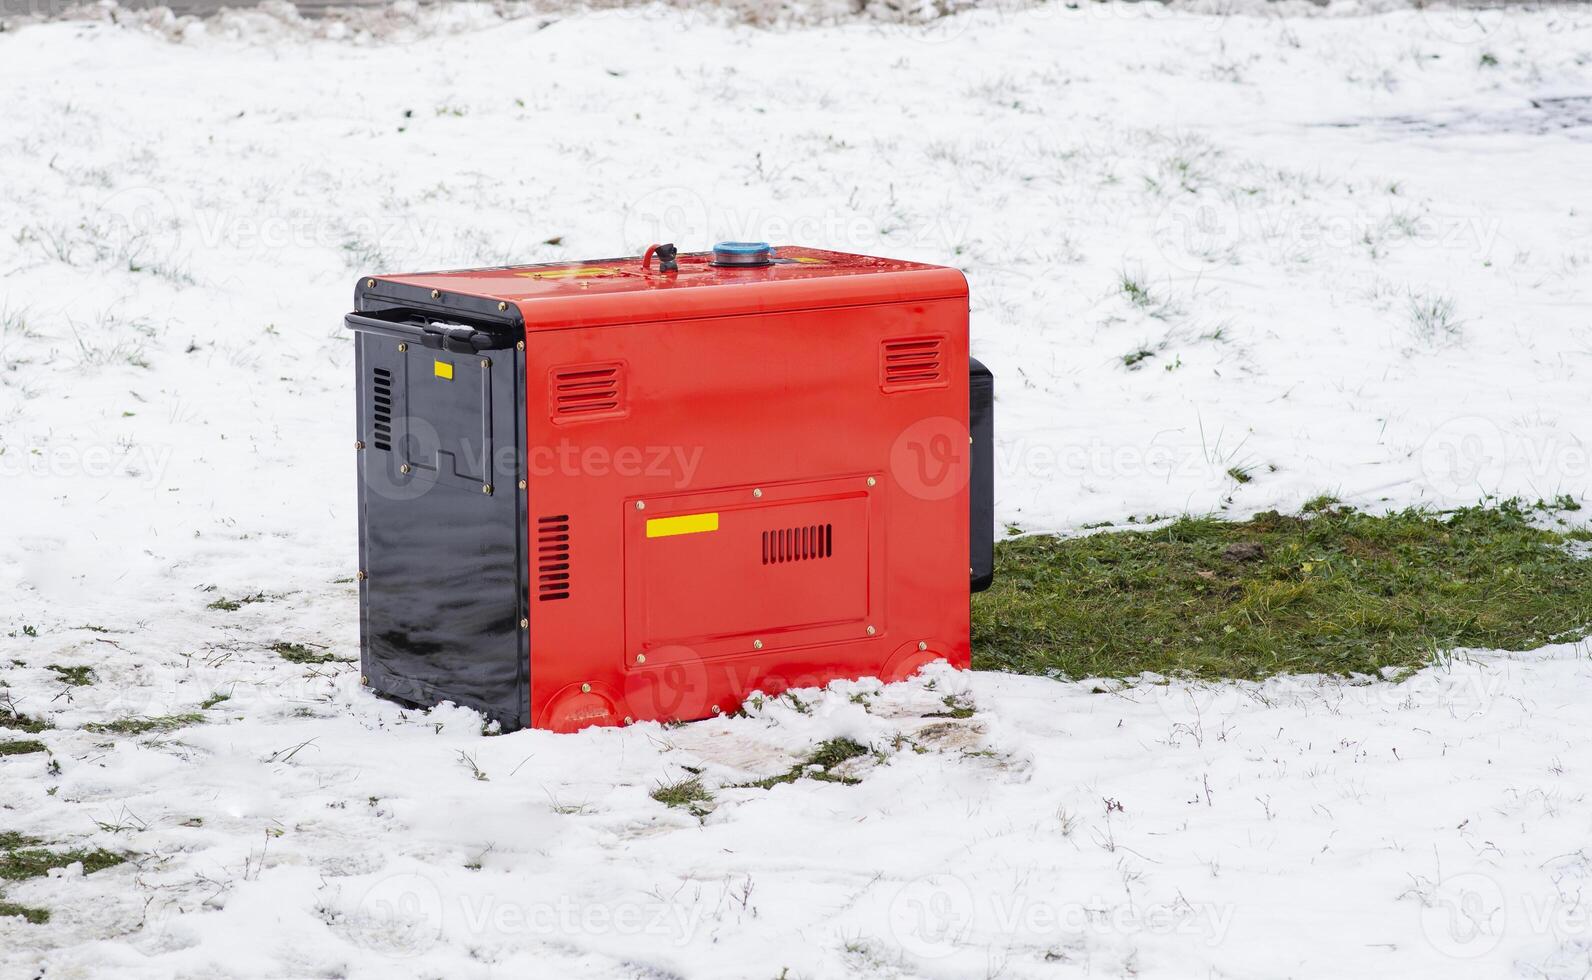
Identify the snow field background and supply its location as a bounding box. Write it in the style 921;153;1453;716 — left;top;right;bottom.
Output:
1;2;1591;977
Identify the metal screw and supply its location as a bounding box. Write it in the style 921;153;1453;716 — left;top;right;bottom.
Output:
866;625;876;636
355;570;366;581
711;705;721;714
866;476;877;487
366;279;375;288
497;302;508;312
398;342;408;353
517;479;527;490
481;359;490;369
581;683;591;694
635;653;646;664
400;463;411;474
430;289;441;300
354;440;365;450
753;639;763;650
360;675;369;685
516;341;525;351
519;618;528;629
752;488;763;498
624;716;634;725
635;500;646;510
918;641;928;651
482;484;493;494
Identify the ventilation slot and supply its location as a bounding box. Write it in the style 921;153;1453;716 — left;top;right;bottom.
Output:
550;362;626;423
880;336;947;392
536;515;571;601
371;367;393;451
761;524;833;565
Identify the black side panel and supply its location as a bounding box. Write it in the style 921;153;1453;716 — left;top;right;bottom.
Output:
354;332;529;730
970;358;994;594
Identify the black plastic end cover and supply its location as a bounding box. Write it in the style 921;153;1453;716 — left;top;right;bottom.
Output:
970;357;994;593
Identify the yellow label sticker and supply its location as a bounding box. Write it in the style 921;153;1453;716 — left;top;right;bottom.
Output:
515;266;623;280
646;512;720;539
434;360;454;381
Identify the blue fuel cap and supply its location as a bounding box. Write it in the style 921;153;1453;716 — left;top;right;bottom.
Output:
712;241;775;267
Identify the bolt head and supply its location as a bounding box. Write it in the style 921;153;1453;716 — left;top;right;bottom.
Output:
635;653;647;664
354;440;365;450
581;683;591;693
516;341;525;351
430;289;441;300
519;618;528;629
399;463;411;474
635;500;646;510
624;716;634;725
481;359;490;369
918;641;928;651
366;279;376;288
517;479;528;490
866;625;876;636
482;484;493;494
355;570;366;581
497;302;508;312
752;488;763;498
866;476;877;487
753;639;763;650
397;342;407;353
361;675;369;685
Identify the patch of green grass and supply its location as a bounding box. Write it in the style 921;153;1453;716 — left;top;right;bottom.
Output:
207;592;266;612
270;642;349;665
1226;466;1253;485
0;833;43;850
199;693;230;710
650;777;714;817
84;713;205;736
740;738;873;790
924;695;975;720
0;844;124;881
0;740;47;757
46;665;94;687
973;503;1592;681
0;708;50;735
0;900;50;924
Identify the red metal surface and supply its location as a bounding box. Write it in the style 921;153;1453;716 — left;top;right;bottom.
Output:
380;247;971;731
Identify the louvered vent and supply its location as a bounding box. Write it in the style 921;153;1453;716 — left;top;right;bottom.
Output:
550;362;626;423
536;515;571;601
880;336;947;392
371;367;393;451
762;524;833;565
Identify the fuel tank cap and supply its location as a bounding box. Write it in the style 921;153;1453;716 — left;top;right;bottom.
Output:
711;241;775;267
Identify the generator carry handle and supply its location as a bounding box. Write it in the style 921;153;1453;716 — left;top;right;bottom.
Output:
344;308;516;354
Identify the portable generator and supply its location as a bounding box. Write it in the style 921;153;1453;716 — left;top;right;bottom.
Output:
346;243;993;732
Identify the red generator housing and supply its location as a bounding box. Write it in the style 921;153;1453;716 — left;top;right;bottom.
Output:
346;245;993;732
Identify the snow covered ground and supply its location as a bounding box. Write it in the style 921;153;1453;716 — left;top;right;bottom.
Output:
1;1;1590;977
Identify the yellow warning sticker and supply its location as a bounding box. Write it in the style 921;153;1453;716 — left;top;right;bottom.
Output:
646;512;720;539
434;359;454;381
